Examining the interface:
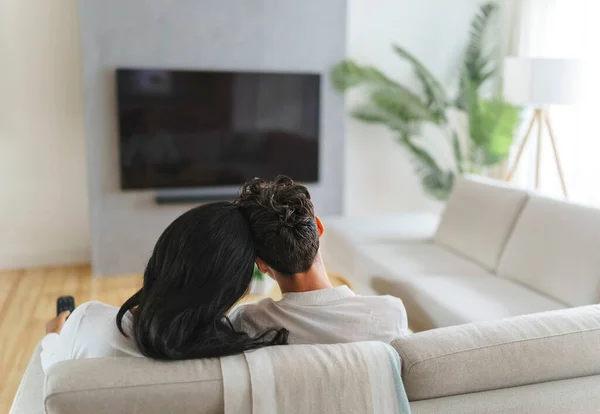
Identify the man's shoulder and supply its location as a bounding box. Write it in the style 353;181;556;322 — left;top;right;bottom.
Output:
229;298;277;320
228;298;280;333
343;294;407;321
375;294;405;308
342;294;409;339
347;293;405;308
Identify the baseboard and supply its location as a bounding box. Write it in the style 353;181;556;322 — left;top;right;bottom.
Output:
0;249;91;271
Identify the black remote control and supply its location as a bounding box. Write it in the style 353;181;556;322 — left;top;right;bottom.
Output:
56;296;75;316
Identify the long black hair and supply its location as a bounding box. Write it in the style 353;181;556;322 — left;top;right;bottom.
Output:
116;201;288;360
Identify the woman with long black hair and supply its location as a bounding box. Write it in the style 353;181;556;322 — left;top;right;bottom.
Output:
41;202;288;371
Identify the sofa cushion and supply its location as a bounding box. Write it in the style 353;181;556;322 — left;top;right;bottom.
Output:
372;274;565;331
498;195;600;306
321;213;440;295
391;304;600;401
44;356;224;414
322;213;439;269
363;243;491;279
434;175;529;271
323;213;440;246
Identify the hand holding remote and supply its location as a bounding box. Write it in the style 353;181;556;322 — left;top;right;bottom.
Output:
56;296;75;316
46;311;70;334
46;296;76;334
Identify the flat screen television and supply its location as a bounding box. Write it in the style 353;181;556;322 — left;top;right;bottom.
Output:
116;68;320;190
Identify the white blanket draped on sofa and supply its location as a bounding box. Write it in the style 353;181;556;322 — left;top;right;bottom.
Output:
221;341;410;414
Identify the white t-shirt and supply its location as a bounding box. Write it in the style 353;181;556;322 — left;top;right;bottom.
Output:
228;286;409;344
40;301;141;372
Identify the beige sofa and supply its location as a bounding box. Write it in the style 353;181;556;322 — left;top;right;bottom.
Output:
11;304;600;413
322;175;600;332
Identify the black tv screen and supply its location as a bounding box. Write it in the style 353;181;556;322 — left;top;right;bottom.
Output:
116;69;320;190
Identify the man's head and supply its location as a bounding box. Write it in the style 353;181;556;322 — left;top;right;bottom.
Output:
234;175;323;277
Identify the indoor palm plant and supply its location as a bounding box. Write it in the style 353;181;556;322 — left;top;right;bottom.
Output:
331;2;520;200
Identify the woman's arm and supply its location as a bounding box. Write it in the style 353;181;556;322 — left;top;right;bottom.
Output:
40;304;87;372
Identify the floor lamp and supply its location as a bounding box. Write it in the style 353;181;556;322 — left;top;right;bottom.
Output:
503;57;583;198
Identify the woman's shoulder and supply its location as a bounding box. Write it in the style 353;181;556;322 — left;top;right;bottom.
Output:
69;301;118;319
77;300;119;313
67;301;121;327
68;301;140;358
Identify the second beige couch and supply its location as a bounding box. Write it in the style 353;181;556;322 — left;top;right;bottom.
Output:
322;175;600;332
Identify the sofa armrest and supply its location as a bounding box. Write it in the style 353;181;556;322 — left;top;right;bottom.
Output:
9;342;45;414
392;305;600;401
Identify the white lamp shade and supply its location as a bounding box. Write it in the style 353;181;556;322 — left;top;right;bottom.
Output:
503;57;584;106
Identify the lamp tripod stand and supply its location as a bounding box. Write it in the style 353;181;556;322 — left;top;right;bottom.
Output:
505;108;568;198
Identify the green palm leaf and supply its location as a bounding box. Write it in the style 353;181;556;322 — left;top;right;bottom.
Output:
456;2;499;110
465;3;498;82
478;99;521;165
331;59;399;92
332;59;439;124
462;71;485;148
350;104;418;136
392;45;448;122
452;132;464;173
371;87;437;123
463;70;521;165
399;135;454;200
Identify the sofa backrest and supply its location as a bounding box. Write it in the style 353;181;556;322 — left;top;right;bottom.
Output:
391;304;600;401
498;195;600;306
44;342;404;414
44;356;224;414
434;175;529;271
37;307;600;412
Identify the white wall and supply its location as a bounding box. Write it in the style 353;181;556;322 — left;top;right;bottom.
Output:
0;0;90;269
345;0;481;215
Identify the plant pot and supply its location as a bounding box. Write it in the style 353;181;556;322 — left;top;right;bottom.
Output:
249;277;276;296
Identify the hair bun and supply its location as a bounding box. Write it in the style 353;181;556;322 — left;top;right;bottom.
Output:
235;178;265;204
278;205;296;228
233;175;319;275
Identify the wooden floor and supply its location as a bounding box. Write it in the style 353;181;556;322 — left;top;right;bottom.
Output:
0;265;141;413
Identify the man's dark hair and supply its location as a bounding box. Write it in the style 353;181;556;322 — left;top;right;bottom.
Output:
234;175;319;276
